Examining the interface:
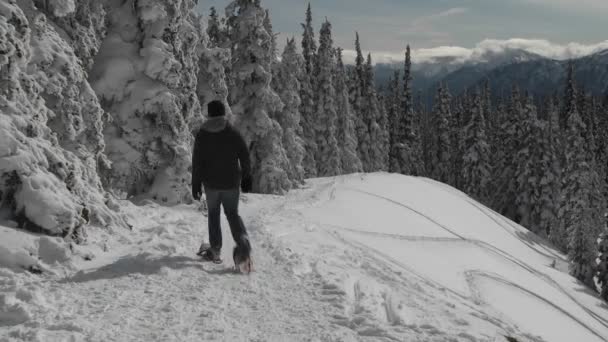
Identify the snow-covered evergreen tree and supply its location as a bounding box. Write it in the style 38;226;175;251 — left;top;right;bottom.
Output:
513;97;558;236
493;86;525;219
450;93;466;188
597;230;608;301
207;7;223;48
388;70;403;173
399;46;425;176
561;60;577;130
299;2;318;177
377;92;391;171
35;0;107;71
313;21;341;176
545;97;567;249
352;33;372;171
430;83;452;184
335;48;363;174
226;0;290;194
596;99;608;201
364;54;388;172
263;9;279;63
91;0;201;204
559;85;604;287
482;79;495;138
197;14;230;126
461;90;492;203
0;1;126;239
275;38;306;184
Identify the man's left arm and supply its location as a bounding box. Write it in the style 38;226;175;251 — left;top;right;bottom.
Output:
191;131;204;200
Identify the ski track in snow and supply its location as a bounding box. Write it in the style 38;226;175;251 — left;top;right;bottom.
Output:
336;182;608;339
2;174;608;342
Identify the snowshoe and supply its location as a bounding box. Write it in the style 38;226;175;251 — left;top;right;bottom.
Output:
199;246;222;264
197;242;211;256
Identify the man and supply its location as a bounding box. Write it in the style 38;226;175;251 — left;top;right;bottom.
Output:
191;100;252;270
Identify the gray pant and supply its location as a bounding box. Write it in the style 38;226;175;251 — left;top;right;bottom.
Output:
204;188;248;250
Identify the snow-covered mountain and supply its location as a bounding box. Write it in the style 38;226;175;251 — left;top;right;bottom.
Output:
2;174;607;341
476;49;608;99
374;48;544;93
376;48;608;103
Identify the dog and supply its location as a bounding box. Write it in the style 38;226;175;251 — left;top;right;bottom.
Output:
233;236;252;274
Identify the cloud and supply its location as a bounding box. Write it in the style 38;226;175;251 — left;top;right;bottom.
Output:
342;39;608;65
395;7;468;44
411;7;468;27
522;0;608;12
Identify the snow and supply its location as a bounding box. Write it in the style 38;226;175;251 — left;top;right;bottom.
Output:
1;173;608;341
47;0;75;17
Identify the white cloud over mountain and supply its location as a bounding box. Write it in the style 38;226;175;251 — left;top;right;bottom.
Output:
342;39;608;65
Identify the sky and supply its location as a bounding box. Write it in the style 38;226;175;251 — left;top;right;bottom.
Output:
195;0;608;64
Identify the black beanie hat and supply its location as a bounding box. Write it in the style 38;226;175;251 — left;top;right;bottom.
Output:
208;100;226;117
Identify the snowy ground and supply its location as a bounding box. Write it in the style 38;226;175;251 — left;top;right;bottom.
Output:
1;173;608;341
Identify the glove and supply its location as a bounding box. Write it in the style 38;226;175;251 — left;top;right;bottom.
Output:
241;175;252;193
193;191;201;201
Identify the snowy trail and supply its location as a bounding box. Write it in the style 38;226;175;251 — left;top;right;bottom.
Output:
1;196;355;342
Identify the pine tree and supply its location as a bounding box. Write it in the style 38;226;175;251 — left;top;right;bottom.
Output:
364;54;388;171
430;83;452;184
514;97;545;234
388;70;402;173
596;98;608;201
450;92;466;188
597;230;608;301
398;45;425;176
263;9;278;61
561;60;576;130
559;77;604;287
378;94;390;170
494;86;525;219
535;97;564;246
543;95;567;249
536;119;561;241
275;38;306;184
226;0;290;194
461;90;492;203
352;33;372;171
299;2;318;177
313;20;341;176
207;7;222;47
301;3;316;75
335;48;363;173
482;79;495;134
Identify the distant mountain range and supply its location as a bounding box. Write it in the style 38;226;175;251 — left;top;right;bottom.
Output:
374;48;608;107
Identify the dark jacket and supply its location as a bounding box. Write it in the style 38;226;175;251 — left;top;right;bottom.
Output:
191;117;251;194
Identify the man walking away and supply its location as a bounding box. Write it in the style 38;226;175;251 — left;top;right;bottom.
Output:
191;100;253;272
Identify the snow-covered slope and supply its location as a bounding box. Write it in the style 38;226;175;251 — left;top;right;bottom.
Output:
1;173;608;341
